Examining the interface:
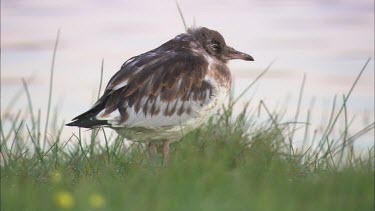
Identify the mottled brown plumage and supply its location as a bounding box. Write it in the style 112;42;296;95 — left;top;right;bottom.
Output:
66;26;253;163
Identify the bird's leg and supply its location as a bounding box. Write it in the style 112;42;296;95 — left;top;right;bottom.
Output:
162;140;170;166
147;142;157;160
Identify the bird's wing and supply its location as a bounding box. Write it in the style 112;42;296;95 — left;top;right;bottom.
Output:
68;46;218;129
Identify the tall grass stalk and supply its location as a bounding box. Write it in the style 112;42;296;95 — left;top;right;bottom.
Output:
43;30;60;151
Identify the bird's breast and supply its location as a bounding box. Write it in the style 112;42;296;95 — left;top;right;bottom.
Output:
207;61;232;91
199;61;232;114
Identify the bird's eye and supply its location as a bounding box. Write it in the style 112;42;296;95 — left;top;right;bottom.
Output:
210;44;219;51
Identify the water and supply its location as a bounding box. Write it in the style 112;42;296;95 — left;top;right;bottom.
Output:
1;0;374;148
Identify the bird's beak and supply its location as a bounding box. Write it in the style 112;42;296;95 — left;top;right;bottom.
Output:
226;46;254;61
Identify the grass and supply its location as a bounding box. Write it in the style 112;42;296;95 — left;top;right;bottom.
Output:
0;32;374;211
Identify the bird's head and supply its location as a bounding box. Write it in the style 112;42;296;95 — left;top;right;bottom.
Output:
188;27;254;63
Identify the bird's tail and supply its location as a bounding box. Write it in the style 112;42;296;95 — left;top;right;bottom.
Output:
66;118;108;128
66;91;111;128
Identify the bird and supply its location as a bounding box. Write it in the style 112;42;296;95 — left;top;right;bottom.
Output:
66;26;254;163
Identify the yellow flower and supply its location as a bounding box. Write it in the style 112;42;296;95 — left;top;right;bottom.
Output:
54;191;74;209
89;193;106;209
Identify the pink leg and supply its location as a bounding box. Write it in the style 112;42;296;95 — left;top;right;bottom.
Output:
147;142;157;159
162;140;171;165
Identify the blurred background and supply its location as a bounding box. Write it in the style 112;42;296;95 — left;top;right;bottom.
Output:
1;0;374;148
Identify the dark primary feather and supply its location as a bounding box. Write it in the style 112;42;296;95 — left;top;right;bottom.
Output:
65;90;112;128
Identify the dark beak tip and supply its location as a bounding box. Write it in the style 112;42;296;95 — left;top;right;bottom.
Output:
246;55;254;61
238;53;254;61
227;47;254;61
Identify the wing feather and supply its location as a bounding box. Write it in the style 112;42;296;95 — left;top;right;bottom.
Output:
68;35;219;129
